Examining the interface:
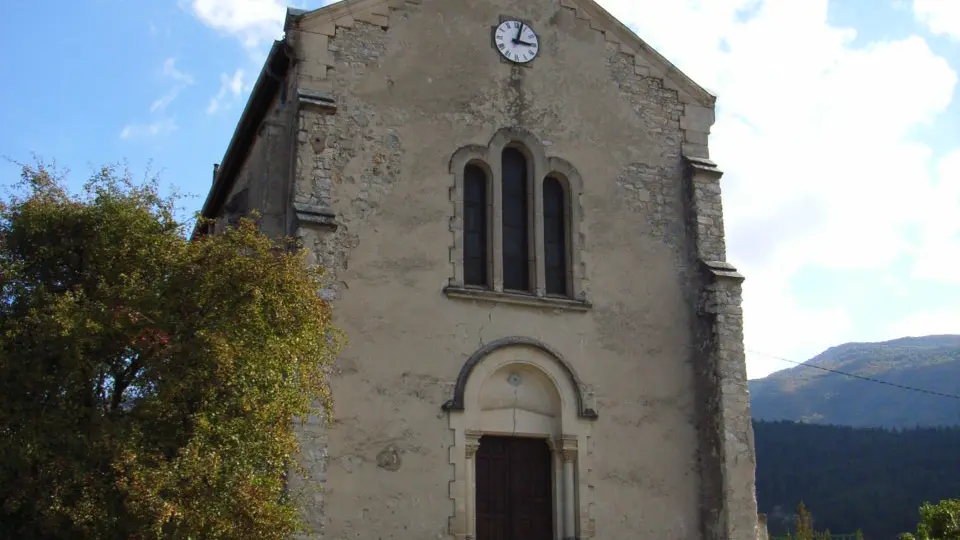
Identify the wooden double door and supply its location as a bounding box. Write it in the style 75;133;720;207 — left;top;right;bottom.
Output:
475;436;553;540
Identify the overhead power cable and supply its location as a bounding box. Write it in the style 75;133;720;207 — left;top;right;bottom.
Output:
747;349;960;401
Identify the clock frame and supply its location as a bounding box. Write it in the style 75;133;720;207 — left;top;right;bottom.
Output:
493;18;540;65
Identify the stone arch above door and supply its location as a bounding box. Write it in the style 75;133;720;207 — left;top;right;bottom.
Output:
442;336;598;420
444;337;597;540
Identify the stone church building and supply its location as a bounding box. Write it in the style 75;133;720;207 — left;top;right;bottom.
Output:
196;0;760;538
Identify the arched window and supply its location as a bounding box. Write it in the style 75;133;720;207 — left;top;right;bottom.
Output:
463;164;488;287
543;176;567;296
448;132;586;305
501;148;530;292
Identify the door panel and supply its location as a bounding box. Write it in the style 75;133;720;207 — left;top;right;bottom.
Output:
477;437;511;540
476;436;553;540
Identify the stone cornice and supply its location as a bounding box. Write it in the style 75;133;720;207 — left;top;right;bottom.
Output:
294;202;338;230
443;286;592;312
297;89;337;113
684;155;724;178
702;260;745;282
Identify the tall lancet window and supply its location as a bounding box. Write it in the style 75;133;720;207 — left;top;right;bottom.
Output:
463;164;489;287
543;176;567;296
501;148;530;292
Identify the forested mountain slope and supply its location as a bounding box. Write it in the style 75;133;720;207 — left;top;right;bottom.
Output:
749;335;960;428
754;420;960;539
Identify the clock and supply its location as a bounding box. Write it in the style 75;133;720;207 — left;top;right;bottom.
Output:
494;20;540;64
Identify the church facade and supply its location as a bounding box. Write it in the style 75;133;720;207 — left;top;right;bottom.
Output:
197;0;760;538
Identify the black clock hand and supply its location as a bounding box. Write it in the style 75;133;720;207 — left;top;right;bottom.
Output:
514;23;524;43
515;39;534;46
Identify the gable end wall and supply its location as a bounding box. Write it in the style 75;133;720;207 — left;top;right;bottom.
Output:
276;0;757;538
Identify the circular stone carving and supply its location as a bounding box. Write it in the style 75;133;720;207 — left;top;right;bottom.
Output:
508;372;523;387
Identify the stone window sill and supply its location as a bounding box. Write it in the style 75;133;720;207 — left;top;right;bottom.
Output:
443;286;592;312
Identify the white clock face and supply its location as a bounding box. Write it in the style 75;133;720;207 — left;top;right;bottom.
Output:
494;20;540;64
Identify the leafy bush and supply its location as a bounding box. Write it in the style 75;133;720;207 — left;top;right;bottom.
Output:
0;163;342;539
899;499;960;539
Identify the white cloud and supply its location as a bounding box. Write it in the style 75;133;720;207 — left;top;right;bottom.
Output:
596;0;958;378
206;68;246;115
150;87;183;113
908;148;960;283
186;0;287;50
741;274;855;379
162;57;195;86
121;58;196;138
914;0;960;40
152;58;195;113
119;118;178;140
888;308;960;337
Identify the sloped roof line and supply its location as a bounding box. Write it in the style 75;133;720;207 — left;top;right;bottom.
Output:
284;0;715;105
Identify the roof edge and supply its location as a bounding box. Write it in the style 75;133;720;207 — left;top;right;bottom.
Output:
573;0;716;106
284;7;309;31
192;39;291;239
284;0;391;31
285;0;715;106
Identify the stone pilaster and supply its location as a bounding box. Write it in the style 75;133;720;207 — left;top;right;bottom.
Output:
291;88;339;235
287;54;340;540
686;155;726;261
684;155;759;540
464;431;482;540
290;409;329;540
559;436;579;540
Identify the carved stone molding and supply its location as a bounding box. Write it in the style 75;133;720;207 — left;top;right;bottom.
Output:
465;431;482;458
559;435;579;462
442;336;598;420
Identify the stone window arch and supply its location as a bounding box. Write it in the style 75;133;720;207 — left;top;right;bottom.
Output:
447;129;587;307
443;337;597;540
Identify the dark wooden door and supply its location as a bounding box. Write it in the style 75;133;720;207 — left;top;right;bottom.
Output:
476;436;553;540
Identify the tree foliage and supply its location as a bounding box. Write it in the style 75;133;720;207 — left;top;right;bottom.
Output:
777;501;863;540
899;499;960;539
755;420;960;539
0;163;342;539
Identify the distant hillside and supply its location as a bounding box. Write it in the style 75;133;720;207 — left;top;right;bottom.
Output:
754;419;960;539
749;335;960;429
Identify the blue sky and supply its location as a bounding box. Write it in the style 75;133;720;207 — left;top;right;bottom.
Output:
1;0;958;379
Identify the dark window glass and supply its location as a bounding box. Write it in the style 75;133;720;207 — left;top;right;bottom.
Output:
543;177;567;295
502;148;529;291
464;164;488;287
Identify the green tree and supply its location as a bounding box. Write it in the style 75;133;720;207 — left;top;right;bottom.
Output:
754;419;960;538
784;501;837;539
899;499;960;539
0;163;342;539
795;501;817;538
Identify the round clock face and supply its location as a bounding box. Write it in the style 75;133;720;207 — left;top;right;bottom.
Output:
494;20;540;64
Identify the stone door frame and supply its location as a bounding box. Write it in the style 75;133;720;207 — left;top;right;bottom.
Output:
444;337;597;540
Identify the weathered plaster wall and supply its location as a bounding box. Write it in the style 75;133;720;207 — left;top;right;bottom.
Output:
215;91;295;239
277;0;757;538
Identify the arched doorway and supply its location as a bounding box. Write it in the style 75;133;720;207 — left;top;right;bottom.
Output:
444;337;598;540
